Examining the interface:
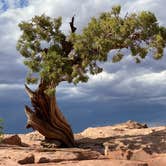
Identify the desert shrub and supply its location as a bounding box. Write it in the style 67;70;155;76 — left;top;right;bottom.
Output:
0;118;3;142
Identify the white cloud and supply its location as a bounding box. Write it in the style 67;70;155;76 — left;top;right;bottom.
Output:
0;83;23;90
88;71;115;86
58;86;87;99
136;70;166;85
57;69;166;103
0;0;166;105
0;2;3;10
124;0;166;25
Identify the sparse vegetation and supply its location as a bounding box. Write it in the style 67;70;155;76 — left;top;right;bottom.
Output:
0;118;3;142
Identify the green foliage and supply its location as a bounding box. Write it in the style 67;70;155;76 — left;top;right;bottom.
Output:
0;118;3;142
112;53;124;63
44;88;55;96
111;5;121;15
73;8;166;65
17;6;166;93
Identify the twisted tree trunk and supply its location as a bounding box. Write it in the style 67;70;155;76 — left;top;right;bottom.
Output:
24;84;75;147
23;16;77;148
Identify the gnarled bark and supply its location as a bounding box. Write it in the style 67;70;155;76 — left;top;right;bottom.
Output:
24;84;75;147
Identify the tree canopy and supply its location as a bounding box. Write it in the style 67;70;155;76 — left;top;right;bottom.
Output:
17;5;166;94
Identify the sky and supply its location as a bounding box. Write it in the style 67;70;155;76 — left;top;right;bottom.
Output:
0;0;166;133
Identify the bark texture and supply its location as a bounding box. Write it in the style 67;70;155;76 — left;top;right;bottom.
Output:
24;84;75;147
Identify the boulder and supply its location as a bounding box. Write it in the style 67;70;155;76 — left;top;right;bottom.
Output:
125;120;148;129
18;154;35;165
1;134;22;146
38;157;50;163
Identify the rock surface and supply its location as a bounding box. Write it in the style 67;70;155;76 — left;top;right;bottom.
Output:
0;121;165;166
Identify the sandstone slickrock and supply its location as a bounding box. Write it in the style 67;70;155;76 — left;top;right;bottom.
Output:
26;159;149;166
0;121;165;166
130;149;152;161
148;155;166;166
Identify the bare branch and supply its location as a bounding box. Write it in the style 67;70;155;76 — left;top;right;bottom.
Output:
25;84;34;98
70;15;77;33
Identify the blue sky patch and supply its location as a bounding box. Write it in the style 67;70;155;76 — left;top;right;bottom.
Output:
0;0;28;12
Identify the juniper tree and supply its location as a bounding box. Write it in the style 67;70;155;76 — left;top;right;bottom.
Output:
17;6;166;147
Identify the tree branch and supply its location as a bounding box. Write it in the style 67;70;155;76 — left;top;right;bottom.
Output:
70;15;77;33
60;16;77;56
25;84;34;99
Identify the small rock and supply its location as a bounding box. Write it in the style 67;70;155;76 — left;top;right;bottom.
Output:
38;157;50;163
18;154;35;165
126;120;148;129
2;135;22;146
137;164;148;166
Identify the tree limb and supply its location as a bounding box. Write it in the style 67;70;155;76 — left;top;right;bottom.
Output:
70;15;77;33
25;84;34;99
